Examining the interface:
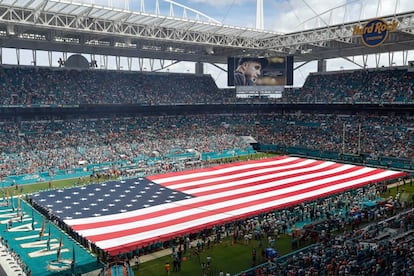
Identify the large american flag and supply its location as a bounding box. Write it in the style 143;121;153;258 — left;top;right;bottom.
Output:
30;156;407;256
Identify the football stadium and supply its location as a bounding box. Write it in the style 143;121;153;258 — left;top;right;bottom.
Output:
0;0;414;275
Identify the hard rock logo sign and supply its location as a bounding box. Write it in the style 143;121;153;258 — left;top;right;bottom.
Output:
353;18;398;47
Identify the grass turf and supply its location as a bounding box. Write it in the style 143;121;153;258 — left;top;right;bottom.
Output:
133;234;302;276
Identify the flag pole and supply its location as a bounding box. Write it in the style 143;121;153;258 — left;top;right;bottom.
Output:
341;122;346;155
1;181;4;203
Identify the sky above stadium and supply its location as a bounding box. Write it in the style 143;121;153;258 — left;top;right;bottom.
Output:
199;0;404;30
129;0;413;32
2;0;413;87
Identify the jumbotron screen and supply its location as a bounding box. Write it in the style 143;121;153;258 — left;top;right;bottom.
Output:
228;56;293;98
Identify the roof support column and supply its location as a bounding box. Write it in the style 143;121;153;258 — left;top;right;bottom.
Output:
138;58;144;71
195;62;203;75
127;57;132;71
388;52;395;67
15;48;20;65
116;56;121;70
32;50;37;66
403;50;408;65
363;55;368;68
48;51;53;67
100;55;108;70
317;59;326;73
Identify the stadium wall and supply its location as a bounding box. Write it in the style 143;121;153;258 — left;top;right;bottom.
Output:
1;103;414;119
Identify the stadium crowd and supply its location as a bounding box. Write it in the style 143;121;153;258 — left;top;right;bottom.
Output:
0;112;412;179
252;112;413;159
254;208;414;276
285;67;414;104
0;114;251;177
0;65;414;105
0;66;230;105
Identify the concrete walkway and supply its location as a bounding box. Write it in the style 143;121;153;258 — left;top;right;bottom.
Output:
139;248;172;263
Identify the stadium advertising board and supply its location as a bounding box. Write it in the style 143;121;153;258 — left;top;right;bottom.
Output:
228;56;293;99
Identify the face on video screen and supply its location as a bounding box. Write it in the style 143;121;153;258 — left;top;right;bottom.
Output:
228;56;293;87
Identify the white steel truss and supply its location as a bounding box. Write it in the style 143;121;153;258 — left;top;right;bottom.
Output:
0;0;413;64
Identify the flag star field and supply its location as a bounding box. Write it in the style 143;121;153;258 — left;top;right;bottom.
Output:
31;178;193;219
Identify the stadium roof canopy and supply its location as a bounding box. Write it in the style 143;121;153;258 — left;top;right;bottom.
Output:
0;0;414;65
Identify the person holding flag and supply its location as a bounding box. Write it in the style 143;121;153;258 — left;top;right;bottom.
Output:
6;187;9;207
71;244;76;275
39;218;46;240
46;225;51;251
17;194;21;217
57;235;63;261
1;182;4;204
10;189;15;212
31;209;35;231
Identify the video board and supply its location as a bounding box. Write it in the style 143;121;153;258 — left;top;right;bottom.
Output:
227;55;293;98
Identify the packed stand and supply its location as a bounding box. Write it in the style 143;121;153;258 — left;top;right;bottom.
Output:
0;66;230;105
1;65;414;105
292;68;414;104
0;114;253;177
256;208;414;276
243;112;413;160
0;112;413;179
